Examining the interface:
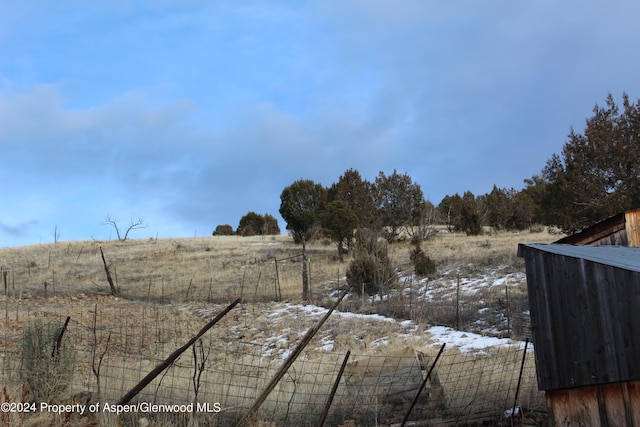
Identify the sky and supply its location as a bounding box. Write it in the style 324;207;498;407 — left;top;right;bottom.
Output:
2;1;640;247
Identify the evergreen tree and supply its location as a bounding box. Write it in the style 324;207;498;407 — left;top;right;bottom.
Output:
327;168;376;229
485;185;512;230
213;224;235;236
483;186;534;231
279;179;327;300
262;213;281;235
320;200;359;262
237;212;265;236
460;191;482;235
279;179;327;242
527;93;640;233
373;170;425;240
438;192;482;235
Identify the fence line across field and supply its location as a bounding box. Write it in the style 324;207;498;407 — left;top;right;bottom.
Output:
2;245;532;345
1;303;545;426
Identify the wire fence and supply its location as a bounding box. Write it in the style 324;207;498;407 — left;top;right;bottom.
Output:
0;301;546;427
336;272;533;343
1;246;533;345
0;251;309;305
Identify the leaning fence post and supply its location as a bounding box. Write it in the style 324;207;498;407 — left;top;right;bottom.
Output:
99;247;118;296
318;350;351;427
117;298;240;406
401;343;446;427
236;286;351;427
52;316;71;358
511;338;529;423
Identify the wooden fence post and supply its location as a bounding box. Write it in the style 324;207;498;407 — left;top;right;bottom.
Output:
99;247;118;296
237;286;351;426
401;343;446;427
274;257;281;301
511;338;529;421
117;298;240;406
318;350;351;427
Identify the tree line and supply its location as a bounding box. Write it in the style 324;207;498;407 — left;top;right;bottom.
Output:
213;93;640;299
216;92;640;241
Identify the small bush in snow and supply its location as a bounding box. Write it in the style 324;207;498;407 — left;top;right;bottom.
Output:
411;246;436;277
346;229;397;295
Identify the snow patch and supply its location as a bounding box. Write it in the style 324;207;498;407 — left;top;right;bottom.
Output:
426;326;524;354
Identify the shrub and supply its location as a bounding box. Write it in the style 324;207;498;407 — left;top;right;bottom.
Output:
411;246;436;277
346;229;397;295
262;213;281;235
20;319;76;403
213;224;235;236
236;212;281;236
346;253;379;295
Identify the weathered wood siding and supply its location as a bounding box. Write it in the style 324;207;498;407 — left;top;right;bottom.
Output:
555;208;640;247
520;245;640;391
626;210;640;247
546;380;640;427
555;212;628;245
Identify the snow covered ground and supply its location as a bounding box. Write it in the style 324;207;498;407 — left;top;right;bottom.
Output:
193;263;532;361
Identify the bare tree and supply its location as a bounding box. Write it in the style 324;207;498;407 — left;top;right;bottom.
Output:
101;215;148;241
407;202;439;245
51;225;61;243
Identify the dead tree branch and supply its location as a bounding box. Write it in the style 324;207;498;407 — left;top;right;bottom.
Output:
101;215;148;241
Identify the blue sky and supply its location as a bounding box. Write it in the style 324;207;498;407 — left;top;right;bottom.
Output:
2;1;640;247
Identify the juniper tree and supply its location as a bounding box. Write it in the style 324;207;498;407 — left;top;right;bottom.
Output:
279;179;327;300
526;93;640;233
320;200;358;262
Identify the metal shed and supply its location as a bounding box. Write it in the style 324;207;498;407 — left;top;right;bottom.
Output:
518;243;640;426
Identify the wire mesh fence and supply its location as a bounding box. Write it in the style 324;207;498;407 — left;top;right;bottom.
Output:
0;253;310;303
0;300;546;426
1;241;533;345
336;271;533;343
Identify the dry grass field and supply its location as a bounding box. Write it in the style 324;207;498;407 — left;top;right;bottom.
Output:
0;227;559;426
0;227;558;302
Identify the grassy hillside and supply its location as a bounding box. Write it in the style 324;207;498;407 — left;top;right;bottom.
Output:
0;227;558;304
0;228;559;426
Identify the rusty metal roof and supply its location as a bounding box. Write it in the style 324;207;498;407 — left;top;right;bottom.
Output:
518;243;640;272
